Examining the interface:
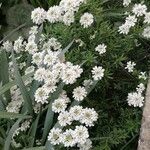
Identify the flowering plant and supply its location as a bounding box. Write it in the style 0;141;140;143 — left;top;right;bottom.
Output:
0;0;149;149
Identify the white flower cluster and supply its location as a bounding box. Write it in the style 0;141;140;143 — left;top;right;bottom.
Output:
125;61;136;73
6;86;23;113
49;87;98;148
80;13;94;28
127;83;145;107
31;0;94;28
12;120;31;148
48;126;93;149
119;2;150;38
119;15;137;35
2;5;105;149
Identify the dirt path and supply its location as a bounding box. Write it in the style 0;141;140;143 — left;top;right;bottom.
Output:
138;75;150;150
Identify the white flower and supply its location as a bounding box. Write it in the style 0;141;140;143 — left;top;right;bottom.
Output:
127;92;144;107
34;68;46;82
144;12;150;24
59;0;86;12
118;23;130;35
139;72;147;80
29;26;38;35
25;41;38;54
31;7;46;24
132;4;147;17
142;26;150;38
48;128;62;145
32;52;44;66
78;139;92;150
20;120;31;132
123;0;131;7
47;6;62;23
58;111;73;126
69;105;83;120
125;61;136;73
43;38;62;51
80;108;98;127
73;125;89;145
95;44;107;55
60;129;76;147
44;51;58;66
14;37;24;53
80;13;94;28
3;41;12;52
44;70;60;84
34;87;49;104
19;62;26;70
125;15;137;27
92;66;105;80
52;98;68;113
63;11;75;26
61;63;83;84
73;86;87;101
136;83;145;94
42;82;57;94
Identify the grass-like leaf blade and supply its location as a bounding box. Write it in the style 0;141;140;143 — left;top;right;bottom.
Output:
0;111;31;119
12;51;33;115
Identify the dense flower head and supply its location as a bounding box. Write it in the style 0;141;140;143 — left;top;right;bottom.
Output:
132;4;147;17
48;128;62;145
95;44;107;55
73;86;87;101
80;13;94;28
127;92;144;107
52;97;70;113
92;66;105;80
47;6;63;23
60;129;76;147
31;7;46;24
58;111;73;126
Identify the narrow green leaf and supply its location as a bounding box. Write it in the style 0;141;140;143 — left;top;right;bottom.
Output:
22;146;45;150
58;40;74;57
28;108;41;147
0;72;34;96
4;119;23;150
0;94;5;111
0;50;11;102
0;111;31;119
42;82;64;145
12;51;33;115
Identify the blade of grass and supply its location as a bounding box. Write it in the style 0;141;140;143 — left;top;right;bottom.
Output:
0;111;32;119
0;23;26;44
41;82;64;145
4;119;24;150
12;51;33;115
28;106;41;147
0;50;11;103
22;146;45;150
0;72;34;96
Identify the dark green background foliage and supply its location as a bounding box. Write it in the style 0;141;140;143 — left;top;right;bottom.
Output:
0;0;150;150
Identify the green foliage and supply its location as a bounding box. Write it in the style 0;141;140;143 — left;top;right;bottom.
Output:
0;0;149;149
